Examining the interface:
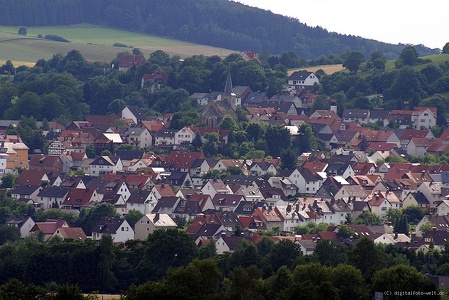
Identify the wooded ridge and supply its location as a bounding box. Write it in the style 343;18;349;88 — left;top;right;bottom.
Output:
0;0;440;59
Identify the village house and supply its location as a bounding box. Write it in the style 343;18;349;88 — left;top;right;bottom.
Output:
36;186;71;209
29;219;69;242
86;178;131;202
287;71;320;91
92;217;134;243
134;213;177;240
118;54;146;72
5;215;36;238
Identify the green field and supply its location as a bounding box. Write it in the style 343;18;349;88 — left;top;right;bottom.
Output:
0;24;235;66
385;53;449;72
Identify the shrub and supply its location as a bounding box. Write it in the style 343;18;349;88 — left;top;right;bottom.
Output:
44;34;70;43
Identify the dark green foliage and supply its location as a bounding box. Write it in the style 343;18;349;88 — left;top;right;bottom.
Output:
223;265;264;300
17;27;27;35
336;224;355;239
443;42;449;54
0;278;47;300
198;241;217;259
0;173;17;189
96;235;118;293
265;125;291;158
54;283;84;300
170;111;201;130
350;237;387;279
397;45;420;67
372;264;438;299
0;60;15;75
44;34;71;43
402;206;425;225
314;240;348;267
124;209;144;229
280;149;297;170
354;211;382;225
343;51;366;73
138;229;199;281
0;225;20;245
79;203;119;235
268;239;301;271
226;240;260;273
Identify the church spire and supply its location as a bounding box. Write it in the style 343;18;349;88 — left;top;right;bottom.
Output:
224;67;233;94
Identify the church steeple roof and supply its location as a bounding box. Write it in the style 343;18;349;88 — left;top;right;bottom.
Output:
224;68;233;94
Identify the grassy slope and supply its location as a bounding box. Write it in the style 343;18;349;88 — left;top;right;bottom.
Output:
385;54;449;72
0;24;235;66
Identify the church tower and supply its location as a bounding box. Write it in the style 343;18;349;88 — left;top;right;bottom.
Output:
223;67;240;109
224;67;233;94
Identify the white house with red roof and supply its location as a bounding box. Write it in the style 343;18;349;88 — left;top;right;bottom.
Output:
29;219;69;242
149;184;175;202
174;127;195;148
412;107;437;129
62;188;99;210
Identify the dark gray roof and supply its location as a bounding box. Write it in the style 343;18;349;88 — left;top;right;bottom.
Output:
173;200;201;215
216;211;242;228
258;101;295;113
316;133;335;142
127;190;151;204
220;236;244;250
114;150;144;161
298;167;319;182
411;192;430;205
259;187;288;201
223;175;259;186
194;223;222;238
288;70;313;81
126;106;148;121
156;129;176;138
369;109;389;120
37;186;70;198
92;217;125;234
269;95;299;102
90;156;120;166
86;179;123;194
311;123;328;134
234;201;266;216
242;92;267;104
152;196;179;212
212;194;244;208
232;86;251;96
342;109;369;119
11;185;40;195
326;163;350;176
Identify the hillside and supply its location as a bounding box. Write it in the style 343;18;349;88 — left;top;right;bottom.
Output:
0;25;236;65
0;0;440;60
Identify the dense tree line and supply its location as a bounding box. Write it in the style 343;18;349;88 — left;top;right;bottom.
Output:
0;229;444;299
0;49;287;122
0;0;440;59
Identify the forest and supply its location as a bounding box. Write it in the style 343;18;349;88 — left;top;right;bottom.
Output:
0;0;440;59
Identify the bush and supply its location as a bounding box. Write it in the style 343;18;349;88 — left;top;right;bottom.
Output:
44;34;70;43
113;42;128;47
18;27;27;36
